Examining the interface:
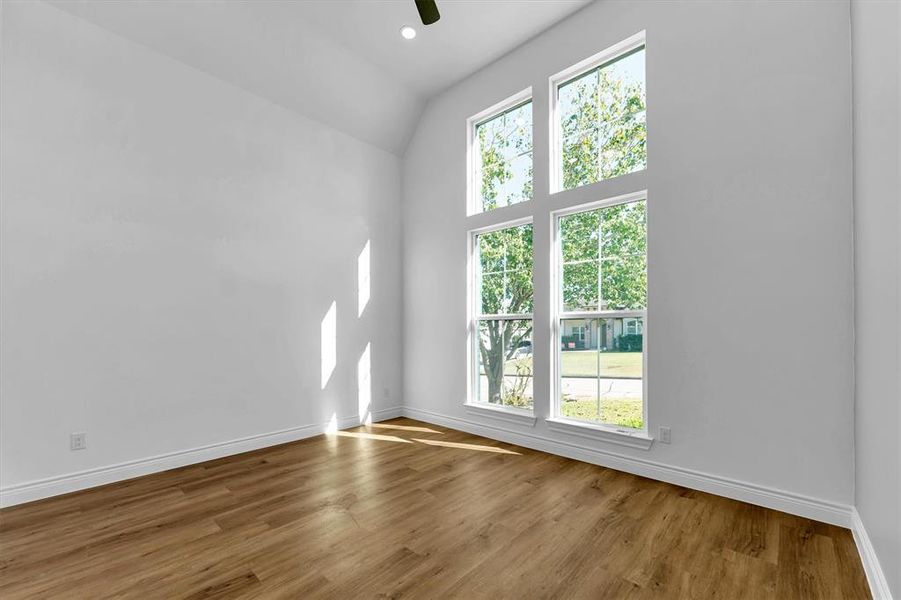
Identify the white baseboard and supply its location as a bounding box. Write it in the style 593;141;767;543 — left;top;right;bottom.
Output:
370;405;403;421
0;406;403;509
403;406;854;528
851;508;894;600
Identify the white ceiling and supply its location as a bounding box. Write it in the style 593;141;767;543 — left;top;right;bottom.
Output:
46;0;590;154
288;0;591;97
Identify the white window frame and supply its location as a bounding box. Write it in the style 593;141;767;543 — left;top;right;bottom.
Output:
466;216;535;420
466;88;533;216
549;190;649;441
625;319;643;336
548;31;646;194
572;325;586;342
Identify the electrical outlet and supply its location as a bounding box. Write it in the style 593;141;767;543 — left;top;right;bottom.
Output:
70;432;87;451
658;426;671;444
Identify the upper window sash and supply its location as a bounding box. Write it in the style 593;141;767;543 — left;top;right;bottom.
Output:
469;217;535;320
555;193;647;314
467;88;533;216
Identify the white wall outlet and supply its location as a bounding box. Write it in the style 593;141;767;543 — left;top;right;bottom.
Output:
70;432;87;451
658;426;671;444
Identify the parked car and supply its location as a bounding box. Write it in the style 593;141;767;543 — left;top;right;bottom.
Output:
513;341;532;358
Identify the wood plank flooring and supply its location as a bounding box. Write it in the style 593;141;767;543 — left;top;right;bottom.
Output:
0;418;870;599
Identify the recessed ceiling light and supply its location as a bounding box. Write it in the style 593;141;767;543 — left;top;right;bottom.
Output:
400;25;417;40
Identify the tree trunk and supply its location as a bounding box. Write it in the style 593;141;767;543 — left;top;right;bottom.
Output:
484;338;505;404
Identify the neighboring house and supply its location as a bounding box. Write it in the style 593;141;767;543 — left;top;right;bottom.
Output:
562;318;643;351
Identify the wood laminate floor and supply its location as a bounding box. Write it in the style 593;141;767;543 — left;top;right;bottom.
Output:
0;418;870;599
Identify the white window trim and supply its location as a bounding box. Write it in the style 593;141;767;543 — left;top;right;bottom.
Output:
625;319;643;335
464;402;537;427
546;417;653;450
467;216;535;416
549;190;650;444
466;87;533;216
548;30;646;194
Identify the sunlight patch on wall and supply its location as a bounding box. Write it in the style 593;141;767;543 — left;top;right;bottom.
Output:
358;240;371;317
325;412;338;434
358;342;372;425
321;301;337;389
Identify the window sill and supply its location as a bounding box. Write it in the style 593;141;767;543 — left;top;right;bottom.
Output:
464;403;537;427
545;417;654;450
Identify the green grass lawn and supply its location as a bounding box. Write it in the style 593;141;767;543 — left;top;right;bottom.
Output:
560;397;643;429
506;351;642;378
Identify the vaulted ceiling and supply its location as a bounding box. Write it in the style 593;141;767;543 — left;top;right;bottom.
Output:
47;0;589;155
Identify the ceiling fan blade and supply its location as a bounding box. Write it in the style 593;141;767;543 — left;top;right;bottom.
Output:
415;0;440;25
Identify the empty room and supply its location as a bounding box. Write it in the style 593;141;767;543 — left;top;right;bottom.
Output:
0;0;898;598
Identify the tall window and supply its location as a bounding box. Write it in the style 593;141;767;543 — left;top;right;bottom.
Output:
555;194;646;429
471;222;534;410
552;33;646;192
471;94;533;213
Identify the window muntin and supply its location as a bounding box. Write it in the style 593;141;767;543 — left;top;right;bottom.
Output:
556;197;646;430
625;318;643;335
555;43;646;191
472;222;534;410
473;100;533;213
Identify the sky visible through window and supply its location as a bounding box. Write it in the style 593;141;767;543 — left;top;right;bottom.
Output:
475;101;532;212
558;47;646;189
558;49;644;115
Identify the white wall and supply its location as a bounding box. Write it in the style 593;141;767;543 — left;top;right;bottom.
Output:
403;0;854;511
852;0;901;596
0;1;403;497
